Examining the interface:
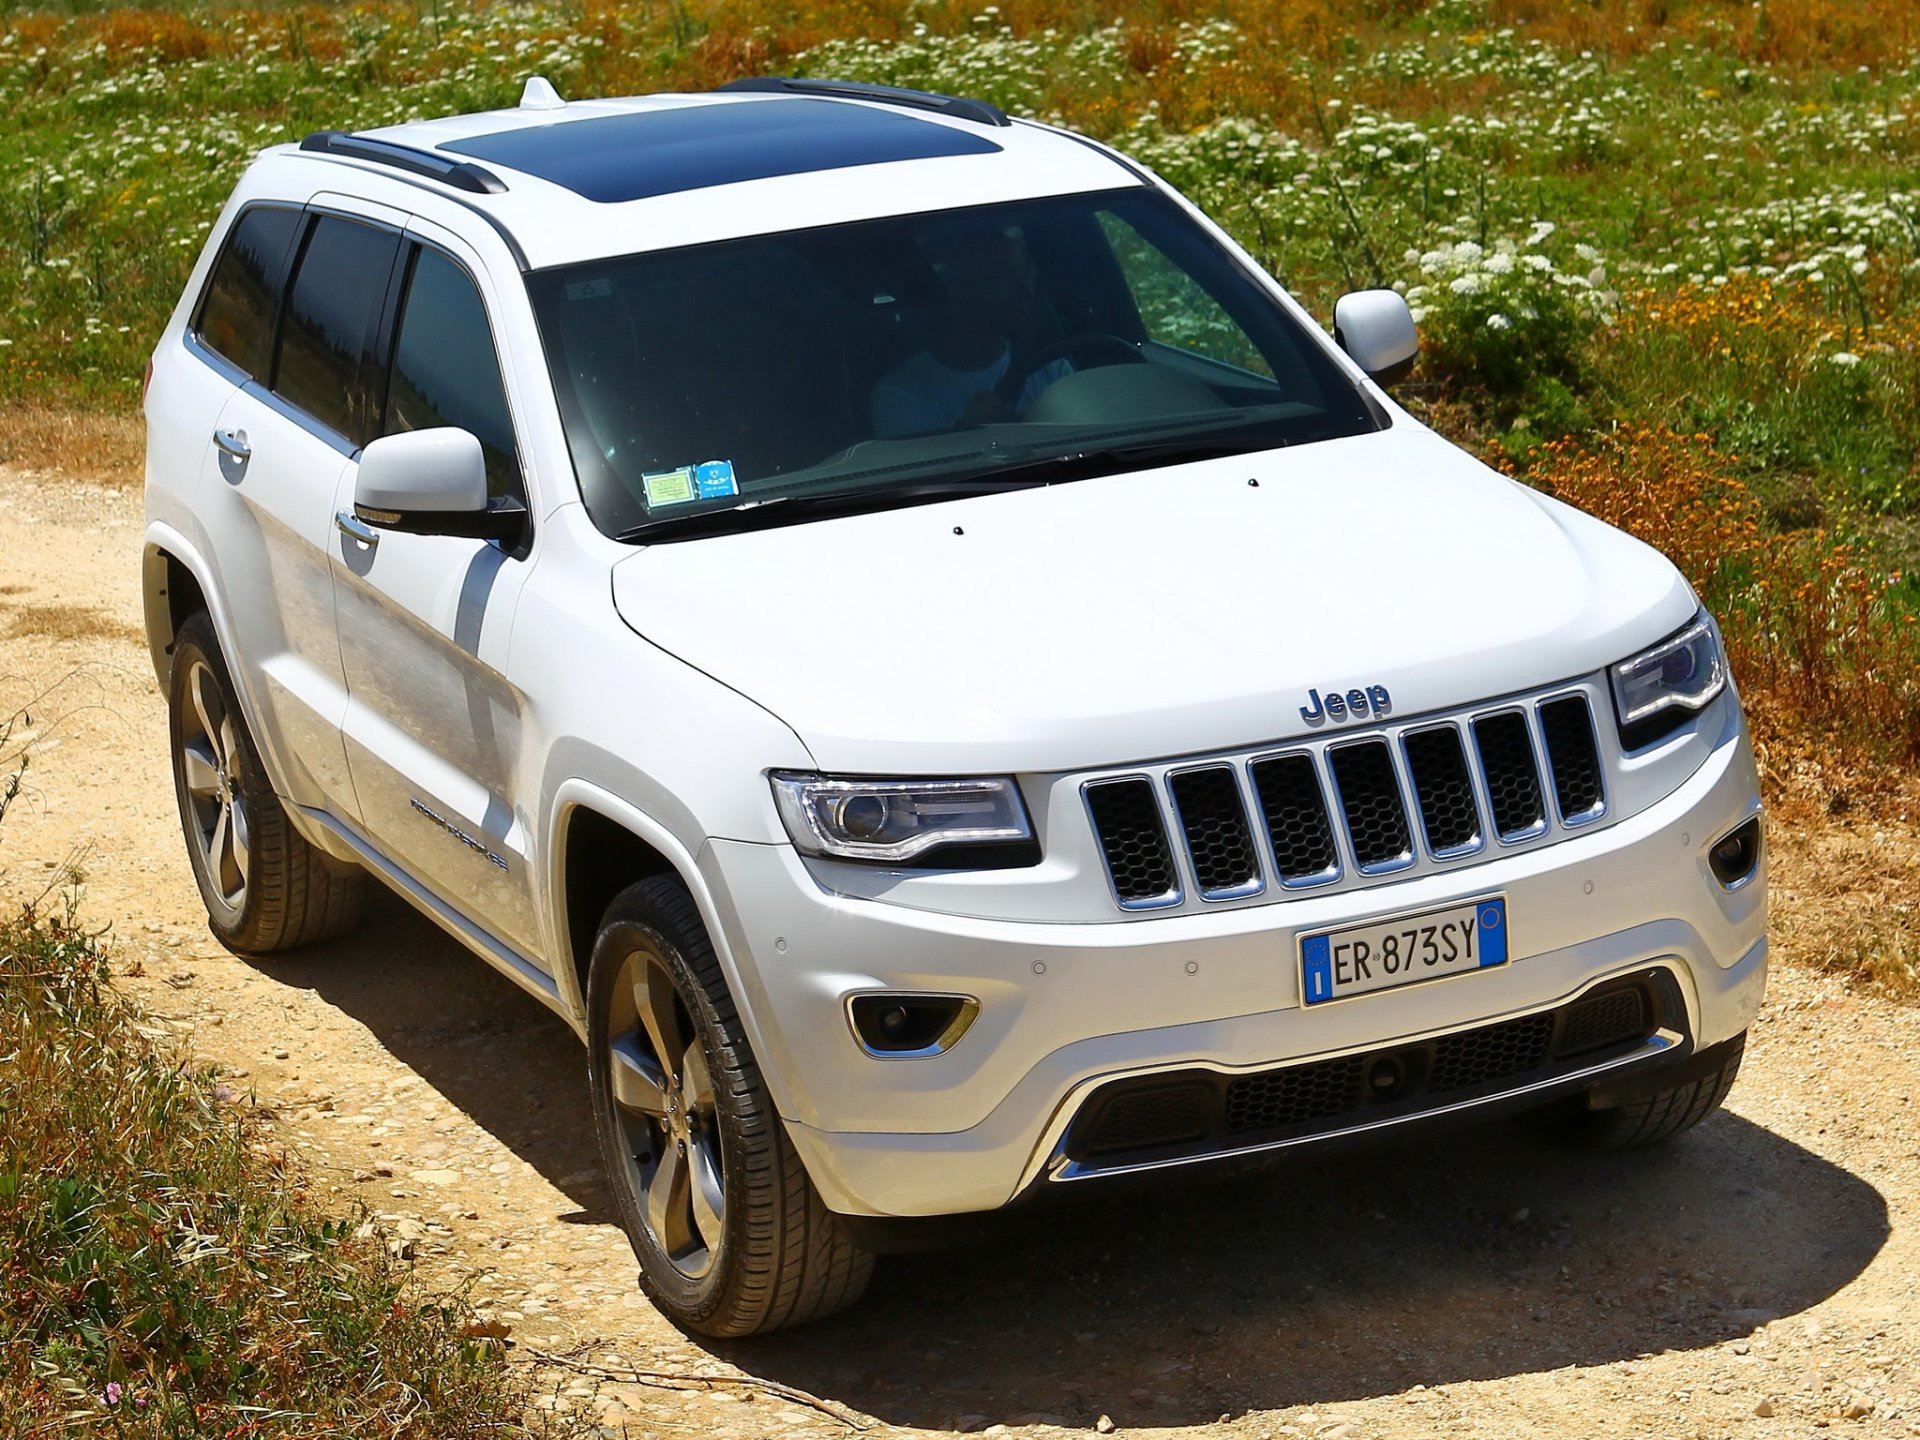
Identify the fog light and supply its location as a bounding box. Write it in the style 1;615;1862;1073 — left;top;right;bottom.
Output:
848;993;980;1057
1708;816;1762;888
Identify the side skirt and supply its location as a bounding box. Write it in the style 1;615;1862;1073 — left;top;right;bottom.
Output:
293;803;583;1040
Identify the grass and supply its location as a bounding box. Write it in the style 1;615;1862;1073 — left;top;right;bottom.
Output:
0;695;589;1440
1;0;1915;773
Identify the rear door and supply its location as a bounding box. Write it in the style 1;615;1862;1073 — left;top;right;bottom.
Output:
191;204;401;819
330;221;544;962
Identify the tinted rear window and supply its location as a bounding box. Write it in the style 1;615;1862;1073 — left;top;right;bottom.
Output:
195;206;301;380
274;215;400;445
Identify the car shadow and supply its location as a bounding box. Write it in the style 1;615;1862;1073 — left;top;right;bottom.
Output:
253;891;623;1226
260;900;1886;1430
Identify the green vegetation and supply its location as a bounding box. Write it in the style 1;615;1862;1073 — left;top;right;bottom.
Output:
0;0;1915;756
0;715;584;1437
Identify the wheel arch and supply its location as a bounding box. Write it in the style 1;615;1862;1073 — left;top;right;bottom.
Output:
545;780;790;1115
555;796;680;1014
142;532;210;695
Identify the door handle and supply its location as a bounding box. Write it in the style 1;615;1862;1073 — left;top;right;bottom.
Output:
212;426;251;460
335;510;379;548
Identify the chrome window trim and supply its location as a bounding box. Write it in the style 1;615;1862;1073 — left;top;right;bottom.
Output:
1164;762;1265;903
238;376;360;459
1081;776;1184;911
1399;722;1488;862
183;328;252;389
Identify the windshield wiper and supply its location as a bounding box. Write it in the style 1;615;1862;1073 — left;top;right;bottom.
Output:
614;433;1296;544
614;476;1053;544
961;434;1289;487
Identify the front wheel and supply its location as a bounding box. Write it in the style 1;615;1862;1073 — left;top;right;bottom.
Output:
586;875;872;1336
1528;1031;1747;1149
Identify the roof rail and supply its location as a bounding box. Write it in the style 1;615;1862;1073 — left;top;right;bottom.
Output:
718;76;1011;128
298;131;509;196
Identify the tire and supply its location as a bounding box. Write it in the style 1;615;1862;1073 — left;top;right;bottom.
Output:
586;875;873;1337
1534;1031;1746;1150
167;611;366;953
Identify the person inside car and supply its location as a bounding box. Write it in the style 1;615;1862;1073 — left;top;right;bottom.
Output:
870;221;1071;438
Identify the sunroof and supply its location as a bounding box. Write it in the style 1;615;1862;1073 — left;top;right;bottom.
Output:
439;98;1003;204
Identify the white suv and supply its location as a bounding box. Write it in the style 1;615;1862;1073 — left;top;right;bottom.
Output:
143;77;1767;1337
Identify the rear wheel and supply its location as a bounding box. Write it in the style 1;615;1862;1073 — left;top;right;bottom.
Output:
586;875;872;1336
1530;1032;1746;1149
167;612;365;952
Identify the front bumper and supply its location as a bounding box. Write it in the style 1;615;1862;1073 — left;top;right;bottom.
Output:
696;717;1765;1219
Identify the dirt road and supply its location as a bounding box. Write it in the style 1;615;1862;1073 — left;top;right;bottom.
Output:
4;465;1918;1439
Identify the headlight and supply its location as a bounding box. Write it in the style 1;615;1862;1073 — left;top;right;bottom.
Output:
1609;610;1727;746
770;773;1035;865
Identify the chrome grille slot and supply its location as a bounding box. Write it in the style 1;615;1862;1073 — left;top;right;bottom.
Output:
1168;766;1262;900
1249;753;1340;886
1473;711;1547;841
1539;694;1606;823
1403;726;1482;857
1327;741;1413;873
1084;777;1181;909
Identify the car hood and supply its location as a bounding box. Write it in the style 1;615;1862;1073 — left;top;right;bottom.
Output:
609;424;1695;774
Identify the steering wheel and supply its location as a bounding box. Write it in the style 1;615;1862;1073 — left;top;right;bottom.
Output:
998;331;1145;405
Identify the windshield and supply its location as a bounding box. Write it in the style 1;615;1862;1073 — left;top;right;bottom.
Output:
528;187;1382;540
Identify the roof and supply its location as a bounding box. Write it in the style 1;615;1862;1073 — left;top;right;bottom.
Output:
284;90;1142;271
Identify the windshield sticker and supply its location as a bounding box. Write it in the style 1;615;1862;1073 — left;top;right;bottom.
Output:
642;460;739;508
642;467;697;507
694;459;739;500
565;278;613;302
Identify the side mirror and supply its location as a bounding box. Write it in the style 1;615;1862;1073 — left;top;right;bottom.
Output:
354;428;526;543
1333;290;1419;386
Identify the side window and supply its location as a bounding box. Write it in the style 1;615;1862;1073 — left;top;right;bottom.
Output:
1097;212;1275;380
383;247;522;500
194;206;301;380
274;215;400;446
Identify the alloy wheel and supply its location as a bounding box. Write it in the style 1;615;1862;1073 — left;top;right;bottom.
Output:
178;658;250;909
606;948;727;1281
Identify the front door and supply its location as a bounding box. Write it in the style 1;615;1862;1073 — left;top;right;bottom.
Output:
331;227;544;963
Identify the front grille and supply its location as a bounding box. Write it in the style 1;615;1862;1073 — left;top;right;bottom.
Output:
1329;741;1413;871
1168;767;1260;898
1065;971;1676;1165
1084;778;1179;906
1249;754;1339;883
1539;695;1606;821
1085;683;1611;911
1404;726;1481;855
1474;711;1547;840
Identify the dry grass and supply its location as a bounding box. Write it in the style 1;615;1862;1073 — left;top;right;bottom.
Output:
1515;425;1920;765
1765;765;1920;1000
2;600;143;644
0;403;143;486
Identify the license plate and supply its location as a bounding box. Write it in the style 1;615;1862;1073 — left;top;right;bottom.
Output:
1299;896;1508;1007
